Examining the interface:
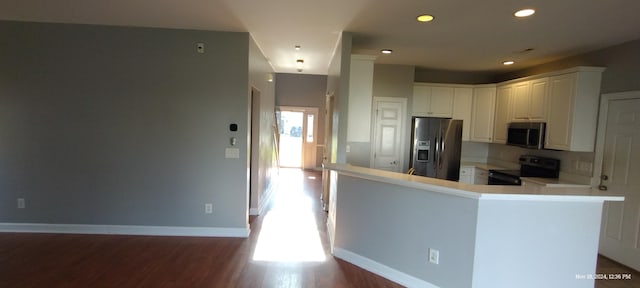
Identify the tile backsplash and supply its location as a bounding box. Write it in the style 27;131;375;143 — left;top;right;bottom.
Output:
487;143;595;184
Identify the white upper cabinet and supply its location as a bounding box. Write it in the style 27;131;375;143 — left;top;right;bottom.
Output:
470;86;496;143
412;84;454;117
545;69;604;151
452;87;473;141
529;78;548;121
493;85;513;144
512;78;548;122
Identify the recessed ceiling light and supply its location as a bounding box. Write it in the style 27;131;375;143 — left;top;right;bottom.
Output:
381;49;393;54
503;60;515;65
514;9;535;17
294;45;301;50
417;14;434;22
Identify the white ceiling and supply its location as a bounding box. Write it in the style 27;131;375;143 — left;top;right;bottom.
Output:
2;0;640;75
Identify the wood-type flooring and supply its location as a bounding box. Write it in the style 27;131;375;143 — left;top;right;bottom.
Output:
0;169;637;287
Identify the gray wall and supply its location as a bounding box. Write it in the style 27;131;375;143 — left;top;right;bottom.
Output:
334;175;478;287
0;21;258;229
496;38;640;94
414;67;496;84
248;36;277;215
275;73;328;167
326;32;353;164
372;64;415;171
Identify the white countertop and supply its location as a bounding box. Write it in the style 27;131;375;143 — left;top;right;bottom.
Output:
323;163;623;202
520;177;591;188
460;162;505;171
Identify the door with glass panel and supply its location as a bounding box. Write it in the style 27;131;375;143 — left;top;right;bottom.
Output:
277;106;318;170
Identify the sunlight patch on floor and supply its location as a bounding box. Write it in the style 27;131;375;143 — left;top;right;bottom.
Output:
252;169;326;262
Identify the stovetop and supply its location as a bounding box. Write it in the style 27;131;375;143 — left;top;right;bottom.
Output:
489;155;561;179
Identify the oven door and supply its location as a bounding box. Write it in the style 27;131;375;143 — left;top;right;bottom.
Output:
488;171;522;185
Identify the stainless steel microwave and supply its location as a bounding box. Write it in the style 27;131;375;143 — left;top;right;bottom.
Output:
506;122;546;149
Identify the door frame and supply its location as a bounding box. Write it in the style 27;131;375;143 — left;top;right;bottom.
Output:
369;97;407;172
276;106;319;170
592;90;640;186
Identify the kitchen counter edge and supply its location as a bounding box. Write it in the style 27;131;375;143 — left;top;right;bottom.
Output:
323;163;623;202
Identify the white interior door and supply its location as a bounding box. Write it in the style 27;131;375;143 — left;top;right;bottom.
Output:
371;98;406;172
597;94;640;271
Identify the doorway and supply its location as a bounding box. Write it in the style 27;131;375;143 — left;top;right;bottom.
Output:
276;106;318;170
594;90;640;271
370;97;407;173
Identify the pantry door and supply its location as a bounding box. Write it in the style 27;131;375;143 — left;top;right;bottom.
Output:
595;91;640;271
371;97;406;173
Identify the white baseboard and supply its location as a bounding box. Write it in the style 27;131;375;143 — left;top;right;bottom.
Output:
0;223;250;238
332;247;438;288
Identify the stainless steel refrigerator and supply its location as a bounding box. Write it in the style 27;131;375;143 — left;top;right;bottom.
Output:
409;117;462;180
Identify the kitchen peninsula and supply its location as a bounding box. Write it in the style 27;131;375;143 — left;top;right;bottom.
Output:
324;163;623;288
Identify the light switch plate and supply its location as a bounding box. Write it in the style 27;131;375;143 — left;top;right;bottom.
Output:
225;148;240;159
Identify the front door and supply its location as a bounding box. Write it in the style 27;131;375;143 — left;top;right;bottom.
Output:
598;93;640;271
371;98;406;173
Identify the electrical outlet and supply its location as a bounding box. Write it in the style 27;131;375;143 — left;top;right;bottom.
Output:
429;248;439;264
17;198;25;209
205;203;213;214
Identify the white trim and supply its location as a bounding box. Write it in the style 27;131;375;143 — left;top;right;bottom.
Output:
593;90;640;187
0;223;250;238
332;247;438;288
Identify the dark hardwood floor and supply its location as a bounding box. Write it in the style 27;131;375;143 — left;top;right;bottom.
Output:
0;169;402;288
0;168;637;287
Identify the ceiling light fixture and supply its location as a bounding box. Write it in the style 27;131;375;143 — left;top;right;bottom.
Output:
381;49;393;54
503;60;515;65
295;45;301;50
416;14;434;22
514;9;535;17
296;59;304;72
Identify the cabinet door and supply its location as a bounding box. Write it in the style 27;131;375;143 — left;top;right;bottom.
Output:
452;87;473;141
512;81;531;121
529;78;548;121
546;74;576;150
429;86;454;117
412;85;430;116
470;86;496;142
493;85;512;144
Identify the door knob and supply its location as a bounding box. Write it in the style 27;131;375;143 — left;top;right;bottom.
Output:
601;175;609;181
598;185;608;191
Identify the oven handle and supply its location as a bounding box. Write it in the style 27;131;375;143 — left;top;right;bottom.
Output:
488;172;521;185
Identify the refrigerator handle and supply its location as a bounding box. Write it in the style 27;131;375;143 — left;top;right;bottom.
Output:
433;134;439;170
439;128;445;169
